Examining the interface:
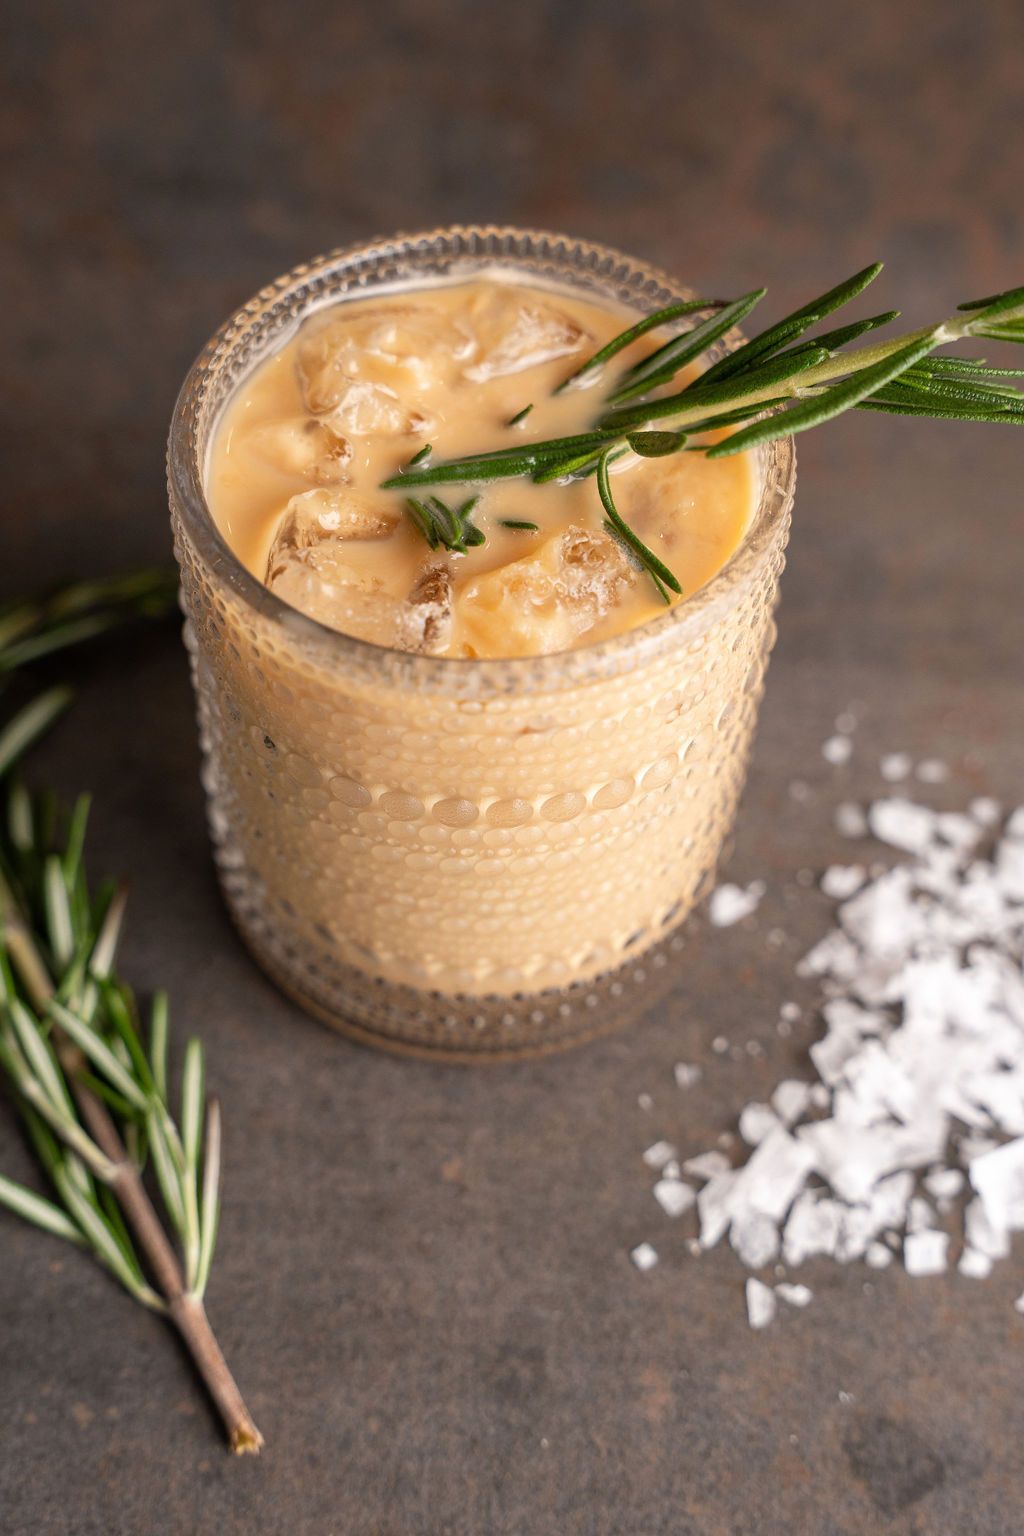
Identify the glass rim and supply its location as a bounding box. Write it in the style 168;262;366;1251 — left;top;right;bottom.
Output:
168;223;796;693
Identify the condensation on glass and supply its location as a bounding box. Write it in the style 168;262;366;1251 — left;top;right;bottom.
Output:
168;227;795;1059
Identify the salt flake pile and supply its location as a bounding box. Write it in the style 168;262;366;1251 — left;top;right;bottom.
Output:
636;793;1024;1323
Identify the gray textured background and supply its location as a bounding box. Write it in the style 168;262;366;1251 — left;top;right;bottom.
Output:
2;2;1024;1532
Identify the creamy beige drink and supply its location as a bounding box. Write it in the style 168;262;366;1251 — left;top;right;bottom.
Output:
170;230;793;1057
207;280;753;659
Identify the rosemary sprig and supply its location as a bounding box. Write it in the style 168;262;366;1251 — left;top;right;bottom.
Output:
405;493;485;552
0;572;262;1454
380;271;1024;599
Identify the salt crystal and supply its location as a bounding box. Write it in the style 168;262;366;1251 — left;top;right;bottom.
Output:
776;1282;813;1308
836;802;868;838
661;1160;681;1179
903;1230;948;1276
823;735;853;766
698;1171;738;1248
653;1179;696;1219
684;1150;731;1181
1014;1292;1024;1316
711;1036;730;1055
958;1247;992;1279
783;1192;842;1265
821;864;866;900
637;1093;653;1111
916;759;949;784
1006;807;1024;840
963;1197;1010;1260
771;1080;812;1126
780;1002;801;1022
868;798;938;855
732;1129;816;1222
970;1138;1024;1232
866;1241;894;1269
996;839;1024;902
673;1062;702;1090
709;881;765;927
969;796;1001;827
739;1103;781;1146
880;752;912;783
906;1197;935;1234
746;1278;776;1330
630;1242;658;1272
642;1140;676;1170
730;1210;780;1268
923;1167;963;1202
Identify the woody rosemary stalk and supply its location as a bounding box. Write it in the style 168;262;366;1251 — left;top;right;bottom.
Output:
0;571;262;1454
381;268;1024;599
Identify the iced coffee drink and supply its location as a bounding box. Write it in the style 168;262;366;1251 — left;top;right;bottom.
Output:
169;228;793;1057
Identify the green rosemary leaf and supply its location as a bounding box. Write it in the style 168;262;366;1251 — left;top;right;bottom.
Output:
553;299;723;395
914;356;1024;379
600;344;829;433
858;398;1024;424
101;982;158;1097
48;999;149;1113
76;1068;140;1121
0;689;72;777
891;374;1024;411
609;289;766;404
407;443;432;466
706;333;941;458
499;520;539;531
626;430;688;457
405;498;438;548
780;310;900;359
597;451;682;597
43;856;75;969
194;1097;221;1300
970;322;1024;344
181;1038;205;1172
958;284;1024;319
62;794;91;889
0;1168;85;1244
506;405;533;426
149;991;169;1103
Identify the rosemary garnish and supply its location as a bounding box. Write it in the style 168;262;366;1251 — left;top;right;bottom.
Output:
597;451;680;605
381;270;1024;600
405;493;485;552
407;443;432;467
499;519;539;531
0;573;262;1454
506;405;533;427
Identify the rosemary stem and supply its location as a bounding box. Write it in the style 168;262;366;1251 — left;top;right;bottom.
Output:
0;868;262;1454
72;1080;263;1455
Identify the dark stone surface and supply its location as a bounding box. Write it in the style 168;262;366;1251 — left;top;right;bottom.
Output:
2;2;1023;1531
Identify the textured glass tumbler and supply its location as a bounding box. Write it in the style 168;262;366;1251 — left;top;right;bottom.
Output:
168;227;794;1060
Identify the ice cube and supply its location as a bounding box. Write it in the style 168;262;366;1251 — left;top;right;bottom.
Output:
461;288;590;382
267;489;399;580
297;302;471;417
266;491;455;654
458;525;635;657
242;416;352;484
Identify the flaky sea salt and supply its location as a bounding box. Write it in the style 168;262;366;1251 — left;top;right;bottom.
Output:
673;1062;702;1090
836;802;868;839
823;735;853;766
746;1278;776;1329
904;1230;949;1276
709;881;765;927
653;1178;696;1219
635;784;1024;1327
642;1140;677;1170
630;1242;658;1271
776;1282;813;1308
880;752;912;782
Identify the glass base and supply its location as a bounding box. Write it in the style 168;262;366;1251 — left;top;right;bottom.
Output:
219;873;698;1061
